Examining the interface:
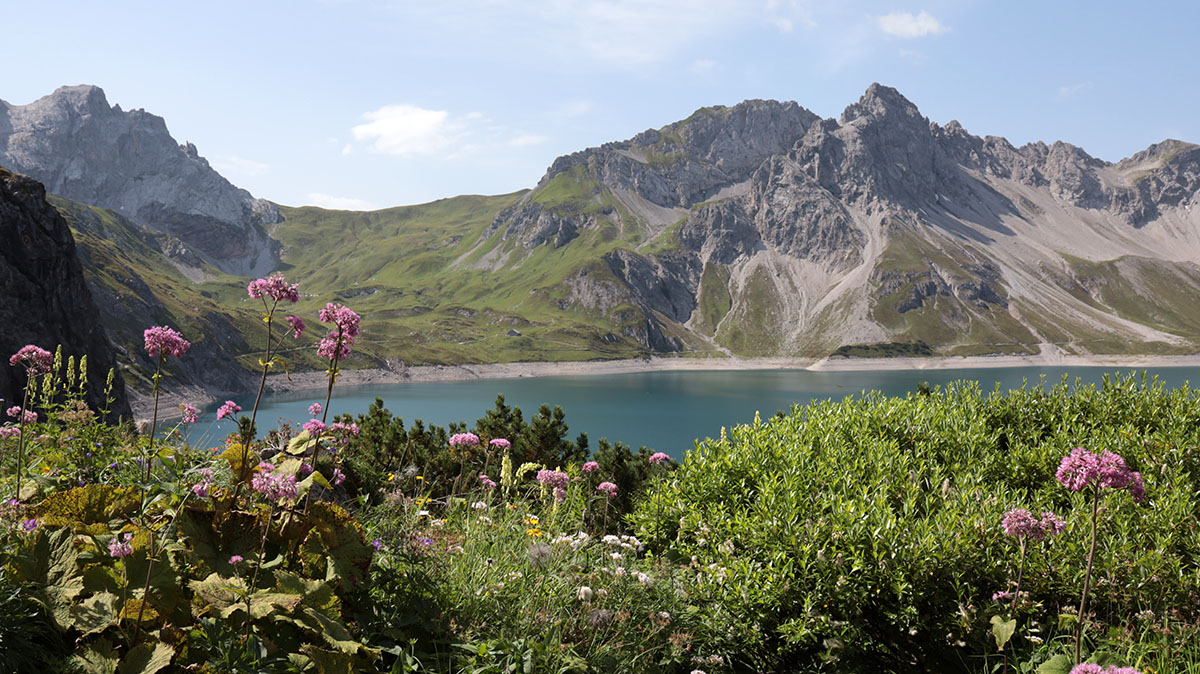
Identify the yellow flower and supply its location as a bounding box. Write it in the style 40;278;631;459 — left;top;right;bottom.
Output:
416;475;424;481
524;515;540;525
526;528;542;537
387;473;395;482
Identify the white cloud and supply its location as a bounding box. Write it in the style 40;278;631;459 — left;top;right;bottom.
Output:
210;155;268;178
1057;82;1094;101
876;10;949;38
306;193;380;211
352;104;471;157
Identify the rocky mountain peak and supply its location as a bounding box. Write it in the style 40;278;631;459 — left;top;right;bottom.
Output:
0;84;280;276
840;83;924;126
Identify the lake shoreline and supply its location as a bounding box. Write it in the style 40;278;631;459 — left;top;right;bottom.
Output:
261;352;1200;396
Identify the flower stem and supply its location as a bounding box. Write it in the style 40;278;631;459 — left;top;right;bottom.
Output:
1012;538;1027;618
1076;486;1101;664
303;353;339;515
248;502;275;644
14;381;32;501
146;355;164;482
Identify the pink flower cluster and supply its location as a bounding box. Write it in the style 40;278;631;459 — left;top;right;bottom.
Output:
143;326;190;359
449;432;480;448
286;315;306;338
192;468;215;498
315;303;361;362
9;345;52;374
1056;448;1146;503
489;438;511;450
308;403;323;417
251;462;298;502
649;452;670;465
1002;508;1067;541
0;426;18;439
247;272;300;303
597;481;618;498
479;474;497;490
537;469;570;491
181;403;199;424
1069;665;1141;674
582;461;599;473
108;532;134;559
7;406;36;424
330;421;359;436
331;467;346;486
217;401;242;420
303;419;326;436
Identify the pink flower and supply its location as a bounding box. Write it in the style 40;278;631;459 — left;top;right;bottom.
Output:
553;487;567;503
1069;666;1141;674
537;469;570;491
1039;511;1066;537
181;403;199;424
317;333;354;361
7;406;22;419
0;425;18;439
479;474;497;490
649;452;670;465
247;273;300;303
489;438;511;450
9;345;52;374
286;315;306;338
191;482;211;498
319;303;361;338
1056;448;1146;503
108;532;134;559
229;555;244;565
8;406;36;424
303;419;326;436
216;401;242;420
330;422;359;436
143;326;190;359
582;461;599;473
597;481;618;498
1002;508;1041;539
308;402;323;417
449;432;480;448
331;468;346;486
252;468;298;502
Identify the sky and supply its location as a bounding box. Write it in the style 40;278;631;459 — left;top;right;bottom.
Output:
3;1;1198;210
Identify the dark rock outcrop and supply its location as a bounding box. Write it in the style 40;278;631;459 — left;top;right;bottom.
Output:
0;167;131;419
0;85;281;276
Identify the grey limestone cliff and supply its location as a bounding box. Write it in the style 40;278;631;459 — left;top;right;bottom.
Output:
0;85;280;276
0;167;131;419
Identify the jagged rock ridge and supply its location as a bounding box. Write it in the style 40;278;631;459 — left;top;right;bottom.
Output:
482;83;1200;358
0;85;280;276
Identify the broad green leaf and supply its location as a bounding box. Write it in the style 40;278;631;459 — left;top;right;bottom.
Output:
15;527;84;629
70;636;119;674
300;644;355;674
1036;654;1073;674
69;591;120;636
190;573;247;615
990;614;1016;651
247;589;304;619
287;431;317;456
117;641;175;674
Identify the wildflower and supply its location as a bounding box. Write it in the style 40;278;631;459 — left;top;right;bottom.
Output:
319;302;361;337
330;421;359;436
691;670;708;674
479;474;497;490
471;501;488;510
229;555;244;565
536;469;570;491
216;401;242;420
317;334;354;361
20;518;38;533
1068;666;1141;674
577;586;594;602
649;452;670;465
286;315;306;338
180;403;199;424
418;537;433;547
1039;510;1067;536
143;326;191;358
108;532;134;559
247;273;300;303
1002;508;1042;539
582;461;599;473
252;468;298;503
298;463;314;477
331;468;346;486
553;487;567;503
308;403;323;417
448;544;464;553
525;515;540;525
0;425;18;439
634;571;651;585
1056;448;1146;503
489;438;511;449
449;432;480;448
597;481;618;498
526;528;543;537
303;419;326;436
9;345;53;374
371;539;384;551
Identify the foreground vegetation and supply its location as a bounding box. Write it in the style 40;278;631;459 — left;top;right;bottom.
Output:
0;276;1196;672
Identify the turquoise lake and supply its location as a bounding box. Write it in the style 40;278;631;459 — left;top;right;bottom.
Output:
200;366;1200;459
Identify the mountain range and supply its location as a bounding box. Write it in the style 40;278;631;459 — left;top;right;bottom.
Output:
2;83;1200;404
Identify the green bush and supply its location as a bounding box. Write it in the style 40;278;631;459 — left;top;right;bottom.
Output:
631;374;1200;673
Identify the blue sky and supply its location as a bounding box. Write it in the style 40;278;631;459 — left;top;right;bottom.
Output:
4;1;1197;209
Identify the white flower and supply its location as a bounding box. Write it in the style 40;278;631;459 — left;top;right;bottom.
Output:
610;551;623;560
634;571;651;585
471;501;487;510
577;586;594;602
416;510;430;517
613;566;627;577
